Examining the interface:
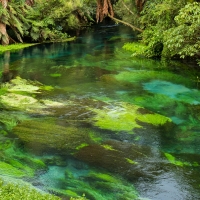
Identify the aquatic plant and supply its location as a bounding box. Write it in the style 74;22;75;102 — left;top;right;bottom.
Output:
0;111;30;131
0;161;26;177
90;102;171;132
13;119;97;153
70;195;88;200
114;70;191;86
8;77;40;94
164;153;199;167
143;80;200;105
88;172;119;183
50;73;62;78
137;113;172;127
0;178;60;200
123;42;148;57
0;93;38;110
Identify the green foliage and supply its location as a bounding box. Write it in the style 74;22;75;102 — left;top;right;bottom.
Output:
163;2;200;59
23;0;95;42
122;42;147;57
133;0;200;65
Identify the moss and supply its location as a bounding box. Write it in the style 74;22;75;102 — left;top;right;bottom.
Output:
8;77;40;94
0;178;60;200
0;93;38;109
0;43;37;54
0;161;26;178
8;160;35;177
70;195;88;200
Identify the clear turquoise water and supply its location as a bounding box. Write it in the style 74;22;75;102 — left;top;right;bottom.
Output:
0;25;200;200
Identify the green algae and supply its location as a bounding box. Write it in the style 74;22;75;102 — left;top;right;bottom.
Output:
91;102;171;132
125;158;138;165
164;153;199;167
50;73;62;77
8;160;35;177
40;85;54;91
12;119;97;153
101;144;117;151
88;172;119;183
0;178;60;200
137;113;172;126
113;70;191;86
0;161;26;178
8;77;40;94
76;143;89;150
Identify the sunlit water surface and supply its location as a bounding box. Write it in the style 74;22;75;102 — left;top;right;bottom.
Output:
0;25;200;200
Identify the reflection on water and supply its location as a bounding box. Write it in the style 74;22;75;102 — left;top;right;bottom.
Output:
0;25;200;200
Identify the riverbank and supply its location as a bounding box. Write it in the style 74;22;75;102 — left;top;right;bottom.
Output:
0;37;76;54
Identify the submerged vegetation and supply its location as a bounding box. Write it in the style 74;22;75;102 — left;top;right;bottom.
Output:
0;1;200;199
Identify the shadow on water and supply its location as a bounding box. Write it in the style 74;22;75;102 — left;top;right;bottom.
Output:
0;25;200;199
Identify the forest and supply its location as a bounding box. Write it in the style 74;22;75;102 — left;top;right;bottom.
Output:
0;0;199;65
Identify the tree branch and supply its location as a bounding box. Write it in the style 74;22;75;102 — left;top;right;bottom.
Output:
107;13;143;32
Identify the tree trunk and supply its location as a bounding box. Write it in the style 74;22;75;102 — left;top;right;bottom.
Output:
25;0;34;6
0;0;9;45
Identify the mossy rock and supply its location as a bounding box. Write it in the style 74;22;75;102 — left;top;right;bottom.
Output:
13;119;97;153
90;102;172;132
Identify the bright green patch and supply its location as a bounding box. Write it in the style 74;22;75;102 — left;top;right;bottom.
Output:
76;143;89;150
65;190;79;197
0;161;26;177
164;153;194;167
123;42;148;57
125;158;138;165
40;85;54;91
0;44;37;54
137;113;172;126
0;178;60;200
89;172;119;183
50;73;62;77
101;144;116;151
91;102;171;132
114;71;190;85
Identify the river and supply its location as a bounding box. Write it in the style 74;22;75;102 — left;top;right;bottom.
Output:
0;25;200;200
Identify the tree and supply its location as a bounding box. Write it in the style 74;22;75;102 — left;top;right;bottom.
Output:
0;0;9;45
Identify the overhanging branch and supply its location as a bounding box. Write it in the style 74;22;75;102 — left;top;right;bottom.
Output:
107;13;143;33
